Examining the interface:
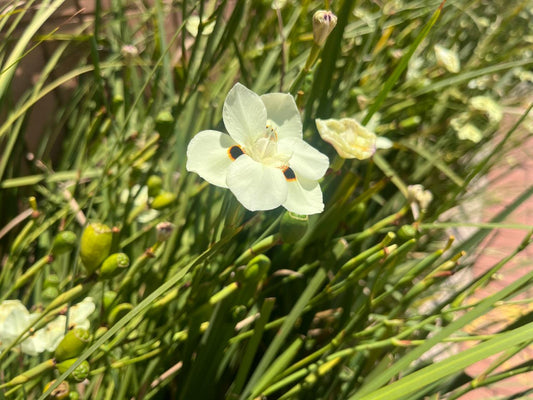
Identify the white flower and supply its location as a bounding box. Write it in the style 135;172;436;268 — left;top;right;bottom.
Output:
186;83;329;215
316;117;376;160
469;96;503;124
434;44;460;73
0;297;95;356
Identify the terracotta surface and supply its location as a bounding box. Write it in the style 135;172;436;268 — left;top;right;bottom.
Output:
459;126;533;399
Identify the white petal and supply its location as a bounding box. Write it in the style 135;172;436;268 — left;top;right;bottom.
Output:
278;137;329;181
261;93;302;139
226;155;287;211
223;83;267;145
186;130;238;188
283;177;324;215
67;297;95;325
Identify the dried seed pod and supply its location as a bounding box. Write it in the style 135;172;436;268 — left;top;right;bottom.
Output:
279;212;308;243
150;192;176;210
100;253;130;279
43;380;70;399
51;231;77;256
56;358;90;382
80;223;113;274
54;327;91;362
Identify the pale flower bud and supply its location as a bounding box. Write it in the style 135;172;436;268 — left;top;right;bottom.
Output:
312;10;337;47
316;117;376;160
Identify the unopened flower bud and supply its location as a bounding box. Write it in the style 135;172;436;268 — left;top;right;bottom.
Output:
54;327;91;362
43;380;70;399
243;255;271;282
156;222;175;242
100;253;130;279
102;291;117;312
44;274;60;289
56;358;90;382
397;225;417;240
151;192;176;210
280;212;308;243
51;231;77;255
313;10;337;46
155;110;174;138
80;222;113;274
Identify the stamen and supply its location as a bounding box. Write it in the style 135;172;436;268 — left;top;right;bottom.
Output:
228;145;244;160
282;166;296;181
266;124;278;141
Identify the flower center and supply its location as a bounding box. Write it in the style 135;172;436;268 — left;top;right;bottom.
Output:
245;123;290;168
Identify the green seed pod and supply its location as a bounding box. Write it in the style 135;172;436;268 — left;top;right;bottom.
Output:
102;290;117;312
69;392;80;400
43;380;70;399
56;359;90;382
279;212;308;243
243;255;271;282
397;225;417;240
146;175;163;197
155;110;174;137
150;192;176;210
54;327;91;362
231;305;247;321
44;274;60;289
51;231;77;256
80;222;113;274
107;303;133;326
99;253;130;279
42;286;60;301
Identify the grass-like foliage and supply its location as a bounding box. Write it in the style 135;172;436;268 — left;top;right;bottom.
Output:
1;0;532;399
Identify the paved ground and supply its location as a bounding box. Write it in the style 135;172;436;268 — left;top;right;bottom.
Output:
459;123;533;399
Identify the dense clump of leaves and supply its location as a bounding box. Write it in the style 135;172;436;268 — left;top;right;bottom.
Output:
0;1;532;399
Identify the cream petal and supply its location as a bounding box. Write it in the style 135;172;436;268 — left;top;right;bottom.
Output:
261;93;302;139
223;83;267;145
283;177;324;215
278;137;329;181
226;155;288;211
186;130;238;188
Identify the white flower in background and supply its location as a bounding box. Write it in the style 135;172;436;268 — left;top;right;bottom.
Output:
186;15;215;37
186;83;329;215
469;96;503;124
316;117;376;160
457;123;483;143
434;44;460;73
0;297;95;356
407;184;433;219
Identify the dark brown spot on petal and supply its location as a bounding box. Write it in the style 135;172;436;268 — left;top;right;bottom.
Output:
228;145;244;160
283;167;296;181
